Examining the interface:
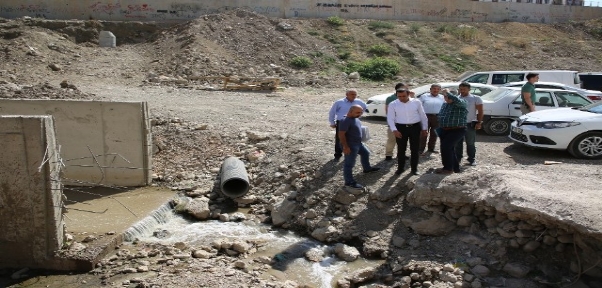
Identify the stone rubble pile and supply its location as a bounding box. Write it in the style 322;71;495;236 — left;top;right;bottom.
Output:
0;76;92;99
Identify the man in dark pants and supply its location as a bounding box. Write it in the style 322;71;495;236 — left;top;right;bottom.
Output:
338;105;380;189
384;82;414;161
328;89;367;160
436;89;468;174
418;84;445;155
386;88;428;175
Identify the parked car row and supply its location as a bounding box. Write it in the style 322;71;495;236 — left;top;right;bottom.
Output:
458;70;580;88
364;82;496;118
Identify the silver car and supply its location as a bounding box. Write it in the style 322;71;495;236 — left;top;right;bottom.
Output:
502;81;602;102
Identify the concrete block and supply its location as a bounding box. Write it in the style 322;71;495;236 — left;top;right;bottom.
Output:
0;100;152;186
0;115;64;269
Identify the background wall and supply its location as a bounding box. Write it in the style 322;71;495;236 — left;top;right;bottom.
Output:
0;116;64;269
0;100;152;187
0;0;601;23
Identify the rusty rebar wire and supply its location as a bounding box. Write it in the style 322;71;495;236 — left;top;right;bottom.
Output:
59;152;131;163
62;164;150;170
87;145;106;184
55;206;108;214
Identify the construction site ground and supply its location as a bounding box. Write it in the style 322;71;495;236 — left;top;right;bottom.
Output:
1;10;602;288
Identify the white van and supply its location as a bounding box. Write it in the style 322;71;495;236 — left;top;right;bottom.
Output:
458;70;580;88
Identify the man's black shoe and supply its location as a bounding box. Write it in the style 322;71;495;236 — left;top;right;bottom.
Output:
334;155;342;161
363;167;381;174
405;156;410;160
410;170;420;176
385;156;393;161
395;169;405;175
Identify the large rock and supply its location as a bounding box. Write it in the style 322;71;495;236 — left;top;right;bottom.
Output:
186;197;211;220
503;262;531;278
471;265;490;277
232;240;252;253
334;243;360;262
349;267;376;283
334;188;357;205
271;199;296;226
403;214;456;236
305;248;325;262
246;131;270;141
372;187;403;201
192;249;215;259
311;226;338;242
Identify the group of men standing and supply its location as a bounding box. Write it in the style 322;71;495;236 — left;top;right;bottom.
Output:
329;82;484;188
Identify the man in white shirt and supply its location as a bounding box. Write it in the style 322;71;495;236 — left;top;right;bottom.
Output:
387;88;428;175
418;84;445;156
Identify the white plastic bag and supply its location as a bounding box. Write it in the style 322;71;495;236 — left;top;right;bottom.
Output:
361;125;371;142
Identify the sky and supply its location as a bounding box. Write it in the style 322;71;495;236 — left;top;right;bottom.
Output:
585;0;602;6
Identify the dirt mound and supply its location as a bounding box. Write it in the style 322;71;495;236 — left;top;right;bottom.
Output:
0;79;94;100
142;9;348;86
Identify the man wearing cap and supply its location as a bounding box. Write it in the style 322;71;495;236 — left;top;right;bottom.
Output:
384;83;414;161
387;88;428;175
328;89;367;160
418;84;445;155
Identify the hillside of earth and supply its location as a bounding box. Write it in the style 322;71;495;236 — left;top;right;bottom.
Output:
2;10;602;91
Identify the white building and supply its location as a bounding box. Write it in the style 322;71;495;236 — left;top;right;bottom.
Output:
477;0;584;5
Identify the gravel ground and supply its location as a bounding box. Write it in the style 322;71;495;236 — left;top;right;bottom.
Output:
2;14;602;288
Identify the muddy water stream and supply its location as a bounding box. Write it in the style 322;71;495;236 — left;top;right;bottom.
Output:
2;207;382;288
134;212;384;288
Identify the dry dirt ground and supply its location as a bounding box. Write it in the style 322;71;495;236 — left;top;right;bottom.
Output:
1;10;602;288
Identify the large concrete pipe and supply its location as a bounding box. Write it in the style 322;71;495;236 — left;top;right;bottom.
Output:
220;157;250;198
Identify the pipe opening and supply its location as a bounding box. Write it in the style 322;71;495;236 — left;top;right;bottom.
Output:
221;178;249;198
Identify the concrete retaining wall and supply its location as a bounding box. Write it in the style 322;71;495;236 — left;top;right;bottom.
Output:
0;0;601;23
0;116;64;269
0;100;152;187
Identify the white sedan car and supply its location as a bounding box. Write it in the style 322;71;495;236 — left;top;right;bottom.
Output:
481;87;593;136
364;82;497;118
509;101;602;159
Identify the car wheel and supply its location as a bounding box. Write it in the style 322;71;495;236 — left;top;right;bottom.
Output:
568;132;602;159
483;119;511;136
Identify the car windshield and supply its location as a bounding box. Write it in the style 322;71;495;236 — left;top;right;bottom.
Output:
414;84;464;97
578;101;602;114
412;84;435;96
480;88;513;102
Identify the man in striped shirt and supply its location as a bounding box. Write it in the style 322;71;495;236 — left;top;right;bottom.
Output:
435;89;468;174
